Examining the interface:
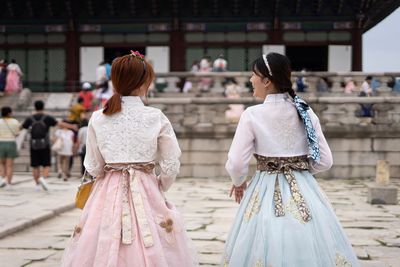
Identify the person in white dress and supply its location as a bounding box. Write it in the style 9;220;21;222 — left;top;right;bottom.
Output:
222;53;360;267
54;125;75;181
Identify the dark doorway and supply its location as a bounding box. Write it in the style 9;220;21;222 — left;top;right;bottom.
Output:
286;46;328;71
104;47;145;64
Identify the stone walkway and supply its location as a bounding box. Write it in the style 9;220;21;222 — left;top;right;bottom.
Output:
0;174;399;267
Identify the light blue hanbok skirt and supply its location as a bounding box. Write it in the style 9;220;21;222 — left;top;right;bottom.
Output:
222;156;360;267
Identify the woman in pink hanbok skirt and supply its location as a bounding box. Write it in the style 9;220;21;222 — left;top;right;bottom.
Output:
4;60;23;94
61;51;198;267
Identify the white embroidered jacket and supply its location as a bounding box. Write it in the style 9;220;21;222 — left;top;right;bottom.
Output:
84;96;181;191
226;93;333;186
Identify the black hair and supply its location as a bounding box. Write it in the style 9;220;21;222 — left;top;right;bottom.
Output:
77;97;84;103
34;100;45;111
366;76;373;81
1;106;12;117
252;53;296;99
80;119;89;128
97;81;109;94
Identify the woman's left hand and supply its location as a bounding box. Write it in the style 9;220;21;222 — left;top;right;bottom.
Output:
229;182;247;204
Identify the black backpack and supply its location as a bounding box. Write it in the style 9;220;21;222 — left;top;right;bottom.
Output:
30;115;49;150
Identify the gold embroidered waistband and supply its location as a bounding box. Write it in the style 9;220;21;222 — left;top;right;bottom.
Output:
254;154;312;223
104;162;155;247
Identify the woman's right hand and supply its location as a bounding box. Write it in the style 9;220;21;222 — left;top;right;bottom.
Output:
229;181;247;204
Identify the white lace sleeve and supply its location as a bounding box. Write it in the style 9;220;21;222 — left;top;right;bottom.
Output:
308;111;333;174
158;113;181;191
225;109;255;186
84;115;105;177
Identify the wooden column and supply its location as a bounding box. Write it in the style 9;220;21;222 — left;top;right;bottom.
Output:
65;20;80;92
352;27;362;71
170;18;185;71
271;17;283;44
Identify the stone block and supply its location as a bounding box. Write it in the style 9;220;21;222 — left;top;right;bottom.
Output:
17;88;32;110
373;138;400;152
179;152;191;164
192;165;218;178
331;151;350;165
319;166;375;179
190;139;232;151
178;139;190;151
45;93;73;109
166;104;184;114
386;153;400;166
182;115;198;126
166;114;183;124
177;165;192;178
328;138;371;152
375;160;390;185
213;125;232;135
368;184;398;205
332;152;387;166
192;123;214;133
390;166;400;179
212;114;228;124
189;152;228;164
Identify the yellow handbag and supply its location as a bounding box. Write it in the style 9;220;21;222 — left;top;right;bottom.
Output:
75;171;96;209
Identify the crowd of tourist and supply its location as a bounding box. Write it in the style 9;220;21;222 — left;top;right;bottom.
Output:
0;53;398;190
0;80;107;191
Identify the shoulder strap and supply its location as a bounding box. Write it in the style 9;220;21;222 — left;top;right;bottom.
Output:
3;119;18;137
39;115;47;122
31;114;47;123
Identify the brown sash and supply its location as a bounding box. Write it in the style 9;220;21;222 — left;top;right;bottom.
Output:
254;154;312;223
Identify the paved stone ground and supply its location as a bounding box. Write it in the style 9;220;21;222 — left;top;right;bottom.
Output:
0;174;399;267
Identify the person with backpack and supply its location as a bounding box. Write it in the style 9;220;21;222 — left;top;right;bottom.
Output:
21;100;77;191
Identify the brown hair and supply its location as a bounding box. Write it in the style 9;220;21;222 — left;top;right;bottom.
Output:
103;54;155;115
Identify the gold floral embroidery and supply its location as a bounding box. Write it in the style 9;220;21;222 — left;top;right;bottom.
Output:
335;252;352;267
223;256;229;267
254;154;312;223
160;218;174;233
104;163;155;247
273;179;285;217
254;259;264;267
284;197;306;224
244;187;260;222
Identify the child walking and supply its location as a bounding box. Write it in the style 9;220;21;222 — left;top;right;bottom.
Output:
223;53;360;267
54;124;74;181
61;51;197;267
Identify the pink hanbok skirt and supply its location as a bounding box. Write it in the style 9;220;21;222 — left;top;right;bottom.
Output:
4;70;22;94
61;165;197;267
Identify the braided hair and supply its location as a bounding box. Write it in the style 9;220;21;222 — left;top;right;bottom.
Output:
252;53;321;162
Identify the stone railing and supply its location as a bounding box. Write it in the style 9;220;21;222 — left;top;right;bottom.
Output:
148;96;400;180
10;92;400;179
154;71;400;97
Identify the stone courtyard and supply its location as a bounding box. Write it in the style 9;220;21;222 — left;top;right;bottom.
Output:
0;174;399;267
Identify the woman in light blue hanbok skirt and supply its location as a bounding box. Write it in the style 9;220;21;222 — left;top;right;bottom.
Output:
223;53;360;267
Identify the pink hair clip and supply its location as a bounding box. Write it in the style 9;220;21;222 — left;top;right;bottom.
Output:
130;50;145;61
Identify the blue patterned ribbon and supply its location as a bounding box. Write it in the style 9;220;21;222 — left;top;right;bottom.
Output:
293;96;320;163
